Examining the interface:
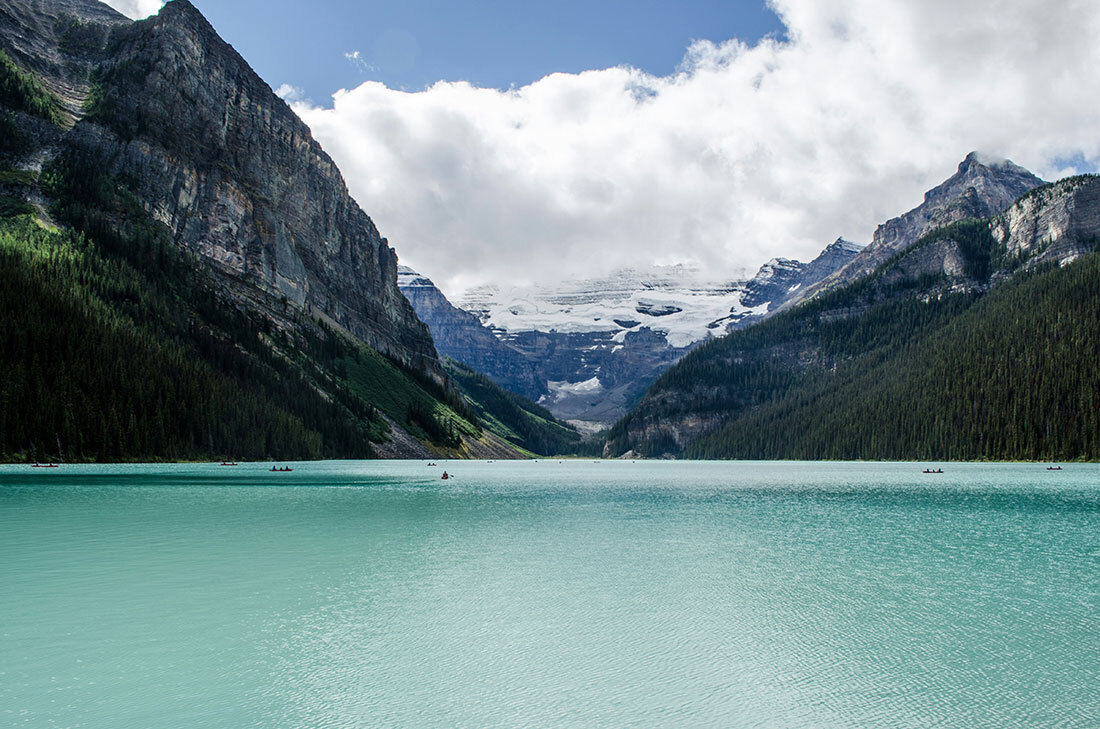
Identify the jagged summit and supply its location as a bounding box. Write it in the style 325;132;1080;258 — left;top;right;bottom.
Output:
781;153;1043;310
826;237;864;254
960;150;1034;175
923;151;1042;209
740;239;862;311
158;0;202;18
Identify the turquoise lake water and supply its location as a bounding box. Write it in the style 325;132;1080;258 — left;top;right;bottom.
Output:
1;460;1098;728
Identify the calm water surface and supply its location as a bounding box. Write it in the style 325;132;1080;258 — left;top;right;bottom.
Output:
1;460;1098;728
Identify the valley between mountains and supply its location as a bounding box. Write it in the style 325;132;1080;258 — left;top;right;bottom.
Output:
2;0;1097;462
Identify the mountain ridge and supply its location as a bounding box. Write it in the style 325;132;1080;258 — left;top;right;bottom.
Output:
606;158;1098;461
779;152;1043;311
399;238;861;429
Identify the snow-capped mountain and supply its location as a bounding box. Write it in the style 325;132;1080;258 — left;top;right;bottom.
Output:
397;266;543;400
459;264;760;349
400;240;862;430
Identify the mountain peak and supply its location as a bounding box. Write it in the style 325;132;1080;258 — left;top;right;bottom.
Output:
958;151;1033;177
826;237;864;254
158;0;199;17
153;0;215;33
924;152;1042;208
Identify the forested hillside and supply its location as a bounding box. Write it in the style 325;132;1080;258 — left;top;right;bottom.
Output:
608;186;1100;462
0;147;581;461
0;206;481;461
689;253;1100;460
443;359;582;456
0;0;576;461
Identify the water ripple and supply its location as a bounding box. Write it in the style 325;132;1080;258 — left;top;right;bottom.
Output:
1;460;1098;728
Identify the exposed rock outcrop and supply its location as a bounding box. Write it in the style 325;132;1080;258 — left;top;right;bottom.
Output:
740;238;863;313
398;266;543;399
84;1;439;376
0;0;127;117
3;0;441;378
782;153;1042;310
991;175;1100;269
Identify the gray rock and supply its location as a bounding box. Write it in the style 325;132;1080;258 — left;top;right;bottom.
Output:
398;266;543;399
723;237;863;331
0;0;127;118
782;152;1042;310
55;0;441;378
991;175;1100;270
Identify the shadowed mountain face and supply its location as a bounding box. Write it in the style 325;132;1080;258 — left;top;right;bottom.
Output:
74;0;442;376
1;0;439;377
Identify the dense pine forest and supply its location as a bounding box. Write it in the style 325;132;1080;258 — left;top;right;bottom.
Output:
0;142;501;462
0;214;378;461
690;254;1100;460
0;145;592;461
608;216;1100;462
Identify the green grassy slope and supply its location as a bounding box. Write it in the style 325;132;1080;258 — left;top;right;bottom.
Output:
443;358;581;456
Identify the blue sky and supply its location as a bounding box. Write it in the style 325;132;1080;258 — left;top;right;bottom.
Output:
107;0;1100;295
186;0;783;100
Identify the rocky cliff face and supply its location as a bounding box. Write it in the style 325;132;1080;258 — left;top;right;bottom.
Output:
782;153;1042;310
991;175;1100;269
0;0;127;117
398;266;542;399
8;0;440;378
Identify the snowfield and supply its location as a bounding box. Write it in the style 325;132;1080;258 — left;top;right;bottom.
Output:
458;264;763;348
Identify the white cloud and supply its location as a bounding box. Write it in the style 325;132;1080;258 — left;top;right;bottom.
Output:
286;0;1100;297
344;50;375;74
275;84;307;103
99;0;164;19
